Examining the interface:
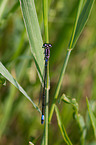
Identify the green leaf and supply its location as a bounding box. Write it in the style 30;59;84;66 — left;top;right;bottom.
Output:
75;114;86;144
0;2;19;25
86;97;96;138
68;0;95;49
49;0;95;124
61;94;86;144
0;62;41;114
19;0;44;83
54;105;73;145
0;0;9;20
60;94;78;112
5;2;19;18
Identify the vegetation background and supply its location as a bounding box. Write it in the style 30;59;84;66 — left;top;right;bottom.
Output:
0;0;96;145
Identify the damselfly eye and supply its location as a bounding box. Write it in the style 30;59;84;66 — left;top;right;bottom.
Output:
44;44;47;46
48;44;52;47
42;43;48;48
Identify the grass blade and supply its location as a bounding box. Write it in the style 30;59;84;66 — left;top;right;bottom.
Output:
49;50;71;122
49;0;84;122
49;0;95;122
0;62;41;114
54;105;73;145
68;0;95;49
19;0;44;83
0;0;9;20
0;50;30;137
86;97;96;138
61;94;86;144
5;2;19;19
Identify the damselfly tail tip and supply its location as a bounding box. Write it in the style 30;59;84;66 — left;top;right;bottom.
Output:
41;115;44;124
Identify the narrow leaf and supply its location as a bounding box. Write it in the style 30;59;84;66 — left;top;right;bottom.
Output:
49;0;95;123
19;0;44;83
0;62;41;114
68;0;95;49
60;94;78;112
61;94;86;144
55;105;73;145
0;0;9;20
86;97;96;137
5;2;19;19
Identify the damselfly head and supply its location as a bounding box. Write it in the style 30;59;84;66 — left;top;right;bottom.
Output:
42;43;52;48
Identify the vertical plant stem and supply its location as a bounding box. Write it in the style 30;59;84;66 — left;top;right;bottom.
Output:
43;0;49;42
42;0;49;144
49;50;71;122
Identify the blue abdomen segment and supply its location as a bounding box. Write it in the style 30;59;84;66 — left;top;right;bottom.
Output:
41;115;44;124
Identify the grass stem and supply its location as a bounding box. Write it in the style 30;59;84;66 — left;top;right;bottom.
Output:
49;49;71;122
42;0;49;144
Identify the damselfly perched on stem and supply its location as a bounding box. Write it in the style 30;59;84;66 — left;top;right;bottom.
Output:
41;43;52;124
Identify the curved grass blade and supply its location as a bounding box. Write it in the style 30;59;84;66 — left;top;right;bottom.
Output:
0;50;31;137
0;62;41;114
19;0;44;83
86;97;96;138
49;0;95;123
54;105;73;145
60;94;86;144
68;0;95;49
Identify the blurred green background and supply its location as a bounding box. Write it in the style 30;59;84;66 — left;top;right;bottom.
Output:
0;0;96;144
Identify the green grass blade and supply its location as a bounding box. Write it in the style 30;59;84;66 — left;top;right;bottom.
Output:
61;94;86;144
54;105;73;145
49;0;84;121
49;50;71;122
49;0;95;123
86;97;96;138
60;94;78;112
0;50;30;137
19;0;44;83
68;0;95;49
0;0;9;20
6;2;19;18
0;62;41;114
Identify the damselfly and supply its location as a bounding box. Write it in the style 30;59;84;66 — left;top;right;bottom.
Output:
41;43;52;124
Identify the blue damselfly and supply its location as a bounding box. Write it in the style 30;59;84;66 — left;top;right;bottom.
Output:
41;43;52;124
